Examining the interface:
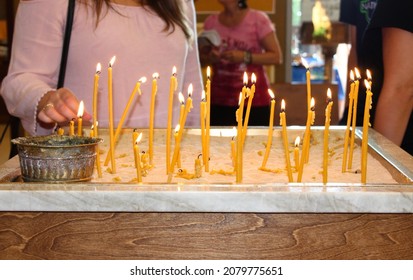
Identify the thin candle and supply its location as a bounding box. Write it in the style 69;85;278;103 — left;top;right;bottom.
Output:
92;63;101;138
280;99;293;182
261;89;275;169
348;67;361;170
342;70;355;172
133;132;143;183
323;88;334;184
236;73;247;183
108;55;116;173
94;121;102;178
149;72;159;165
69;118;75;136
294;136;300;172
205;66;211;172
104;77;146;166
77;101;84;136
200;90;207;166
361;79;373;184
166;66;177;174
297;97;315;182
242;73;256;144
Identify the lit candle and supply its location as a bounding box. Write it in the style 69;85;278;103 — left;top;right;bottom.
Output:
170;85;193;174
170;124;181;174
174;125;181;168
166;66;177;174
94;121;102;178
361;79;373;184
178;92;185;126
323;88;333;184
342;70;355;172
200;90;207;166
133;132;143;183
104;77;146;166
77;100;84;136
302;58;311;111
242;73;256;144
297;97;315;182
261;89;275;169
69;118;75;136
108;55;116;173
149;72;159;166
348;67;361;170
294;136;300;172
132;128;139;168
231;126;237;167
236;73;247;183
92;63;101;138
205;66;211;172
89;125;94;137
280;99;293;182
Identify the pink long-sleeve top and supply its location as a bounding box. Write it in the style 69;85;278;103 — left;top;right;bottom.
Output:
0;0;203;135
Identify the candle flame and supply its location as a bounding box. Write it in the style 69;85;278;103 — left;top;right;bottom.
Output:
268;88;275;99
327;88;332;101
366;69;372;81
77;101;84;118
201;90;206;101
295;136;300;147
178;92;185;104
109;56;116;67
207;66;211;78
354;67;361;79
251;73;257;84
238;92;243;106
310;97;315;110
188;83;193;97
301;57;309;69
96;63;101;74
281;99;286;111
172;66;177;75
139;76;147;83
350;70;355;82
174;124;180;133
243;72;248;85
152;72;159;79
95;121;99;127
364;79;371;91
91;124;94;130
135;132;143;144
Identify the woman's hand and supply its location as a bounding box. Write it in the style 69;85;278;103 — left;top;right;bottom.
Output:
37;88;91;126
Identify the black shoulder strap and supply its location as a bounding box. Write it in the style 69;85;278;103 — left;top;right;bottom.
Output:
57;0;75;88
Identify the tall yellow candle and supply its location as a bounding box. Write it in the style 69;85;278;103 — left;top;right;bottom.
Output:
178;92;185;125
77;101;84;136
200;91;207;166
342;70;355;172
92;63;101;138
69;118;75;136
361;79;373;184
133;132;143;183
297;97;315;182
323;88;333;184
108;55;116;173
94;121;102;178
242;73;256;144
149;72;159;165
261;89;275;169
205;66;211;172
280;99;293;182
236;73;247;183
302;58;311;111
166;66;177;174
294;136;300;172
104;77;146;166
348;67;361;170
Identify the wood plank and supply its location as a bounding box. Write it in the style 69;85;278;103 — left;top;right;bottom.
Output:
1;212;412;260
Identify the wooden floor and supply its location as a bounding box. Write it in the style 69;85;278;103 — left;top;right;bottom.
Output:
1;212;412;260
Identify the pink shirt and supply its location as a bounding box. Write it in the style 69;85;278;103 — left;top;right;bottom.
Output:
0;0;203;135
204;9;274;107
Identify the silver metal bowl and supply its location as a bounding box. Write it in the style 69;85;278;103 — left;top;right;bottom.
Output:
12;135;102;183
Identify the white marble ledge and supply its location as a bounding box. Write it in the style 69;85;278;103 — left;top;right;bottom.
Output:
0;182;413;213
